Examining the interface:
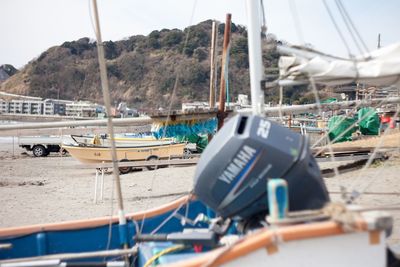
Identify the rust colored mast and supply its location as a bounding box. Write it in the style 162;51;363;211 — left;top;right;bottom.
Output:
217;13;232;130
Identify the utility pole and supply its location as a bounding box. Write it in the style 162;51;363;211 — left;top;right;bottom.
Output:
209;21;218;109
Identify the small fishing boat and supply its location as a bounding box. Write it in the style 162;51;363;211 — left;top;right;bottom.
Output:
69;134;175;147
62;142;187;164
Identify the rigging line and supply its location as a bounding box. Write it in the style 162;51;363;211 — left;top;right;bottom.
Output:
143;0;198;235
105;168;116;251
336;0;370;54
334;0;365;57
161;0;198;139
348;107;400;203
322;0;353;58
91;0;129;255
150;201;186;235
309;77;339;177
310;98;364;148
288;0;305;45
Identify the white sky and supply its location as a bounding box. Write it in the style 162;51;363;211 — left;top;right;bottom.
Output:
1;0;399;68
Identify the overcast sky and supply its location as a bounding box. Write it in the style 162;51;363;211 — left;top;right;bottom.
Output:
1;0;399;68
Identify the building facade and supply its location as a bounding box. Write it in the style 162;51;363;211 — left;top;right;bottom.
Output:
0;98;72;116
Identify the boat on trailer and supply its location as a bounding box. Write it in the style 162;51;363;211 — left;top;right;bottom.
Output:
62;142;186;164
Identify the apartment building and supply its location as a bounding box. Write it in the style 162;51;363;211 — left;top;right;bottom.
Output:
65;101;99;117
0;98;70;116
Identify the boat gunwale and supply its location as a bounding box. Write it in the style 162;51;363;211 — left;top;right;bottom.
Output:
62;142;186;150
0;195;194;238
164;219;373;267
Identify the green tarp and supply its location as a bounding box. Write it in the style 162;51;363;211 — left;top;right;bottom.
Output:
176;134;209;153
328;116;357;143
357;107;380;135
321;98;337;103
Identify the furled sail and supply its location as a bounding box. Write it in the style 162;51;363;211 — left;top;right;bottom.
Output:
277;43;400;86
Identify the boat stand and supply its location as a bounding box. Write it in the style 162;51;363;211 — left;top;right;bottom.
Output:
94;167;106;203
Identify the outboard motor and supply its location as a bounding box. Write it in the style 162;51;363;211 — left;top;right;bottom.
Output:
194;114;329;224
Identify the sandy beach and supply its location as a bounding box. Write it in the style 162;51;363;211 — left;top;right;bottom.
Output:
0;133;399;245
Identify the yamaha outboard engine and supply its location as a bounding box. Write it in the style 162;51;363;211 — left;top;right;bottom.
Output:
194;114;329;225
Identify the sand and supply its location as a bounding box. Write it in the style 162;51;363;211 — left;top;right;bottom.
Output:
0;135;399;245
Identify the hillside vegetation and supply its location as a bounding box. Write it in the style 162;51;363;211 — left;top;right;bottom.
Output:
1;20;290;110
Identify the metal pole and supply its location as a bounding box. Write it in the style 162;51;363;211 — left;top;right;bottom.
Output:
246;0;265;115
217;14;232;130
91;0;129;252
0;117;152;131
0;247;137;264
377;33;381;49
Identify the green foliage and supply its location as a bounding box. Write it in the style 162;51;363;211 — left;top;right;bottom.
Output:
231;37;248;55
147;30;161;49
118;53;145;83
193;48;208;61
160;29;183;48
103;41;121;59
180;62;208;86
231;37;249;68
61;37;94;56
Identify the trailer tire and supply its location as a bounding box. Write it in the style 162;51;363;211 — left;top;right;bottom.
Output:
119;159;132;174
146;156;159;170
32;145;47;157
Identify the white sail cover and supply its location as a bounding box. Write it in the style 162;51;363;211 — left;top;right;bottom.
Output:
278;43;400;86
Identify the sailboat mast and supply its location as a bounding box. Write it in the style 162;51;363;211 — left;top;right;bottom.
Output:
246;0;265;115
91;0;129;253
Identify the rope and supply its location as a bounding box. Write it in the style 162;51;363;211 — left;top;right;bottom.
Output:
150;201;187;235
336;0;370;55
288;0;305;44
322;0;353;58
161;0;198;140
347;107;400;203
322;202;361;232
309;77;339;177
334;0;365;57
141;0;198;235
143;245;186;267
88;0;126;254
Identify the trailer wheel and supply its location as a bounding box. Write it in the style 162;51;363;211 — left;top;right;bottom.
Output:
59;148;68;155
32;145;47;157
146;156;159;170
119;159;132;174
183;148;192;159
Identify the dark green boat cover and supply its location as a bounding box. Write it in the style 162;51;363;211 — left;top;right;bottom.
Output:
328;116;357;143
357;107;380;135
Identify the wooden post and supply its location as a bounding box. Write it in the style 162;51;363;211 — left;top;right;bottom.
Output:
217;14;232;130
209;21;218;109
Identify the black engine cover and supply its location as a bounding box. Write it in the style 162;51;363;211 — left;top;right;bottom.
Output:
193;114;329;220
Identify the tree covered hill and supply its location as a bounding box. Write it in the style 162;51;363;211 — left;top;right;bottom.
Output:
1;20;284;110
